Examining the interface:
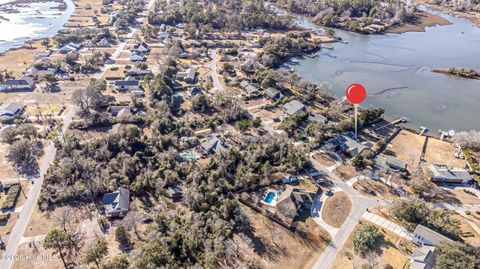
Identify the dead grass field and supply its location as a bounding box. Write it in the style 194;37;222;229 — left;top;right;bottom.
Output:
0;143;19;183
387;130;425;172
312;152;337;167
330;223;412;269
334;163;365;181
322;191;352;228
0;41;44;77
240;205;328;269
354;179;400;201
424;138;465;168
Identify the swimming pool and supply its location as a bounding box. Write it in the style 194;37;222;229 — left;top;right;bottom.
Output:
264;192;276;203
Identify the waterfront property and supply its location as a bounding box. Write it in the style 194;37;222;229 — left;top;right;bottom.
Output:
374;155;407;172
428;164;473;184
326;133;370;157
264;87;283;101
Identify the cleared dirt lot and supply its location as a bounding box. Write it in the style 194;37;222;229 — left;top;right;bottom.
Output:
322;191;352;228
240;205;328;269
354;179;400;201
387;130;425;172
424;137;465;168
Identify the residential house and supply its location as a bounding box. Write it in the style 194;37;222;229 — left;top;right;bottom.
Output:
412;224;453;247
59;42;81;54
264;87;283;101
0;103;23;118
130;53;146;62
276;188;315;226
327;133;370;157
116;108;132;119
98;37;111;47
176;67;196;83
3;77;35;91
245;84;259;95
166;184;184;202
428;164;473;184
374;155;407;172
114;80;141;92
159;31;171;43
308;112;328;124
201;136;229;155
188;87;202;97
132;42;150;53
283;100;306;116
410;245;437;269
36;50;52;57
131;90;145;98
126;69;152;78
109;105;130;116
239;80;250;89
241;56;255;73
102;187;130;218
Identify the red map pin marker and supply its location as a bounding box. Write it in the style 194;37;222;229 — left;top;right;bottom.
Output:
346;83;366;104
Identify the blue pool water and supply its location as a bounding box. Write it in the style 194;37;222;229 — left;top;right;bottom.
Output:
264;192;276;203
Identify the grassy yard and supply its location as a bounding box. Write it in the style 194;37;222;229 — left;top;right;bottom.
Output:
322;191;352;228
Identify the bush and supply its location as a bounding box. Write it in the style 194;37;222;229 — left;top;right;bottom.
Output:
352;224;383;256
1;184;21;210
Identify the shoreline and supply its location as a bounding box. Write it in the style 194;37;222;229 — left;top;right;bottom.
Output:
413;0;480;28
386;10;452;34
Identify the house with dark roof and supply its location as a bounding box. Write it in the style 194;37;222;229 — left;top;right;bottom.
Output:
409;245;437;269
59;42;81;54
264;87;283;101
412;224;453;247
132;42;150;53
428;164;473;184
327;133;370;157
374;155;407;172
114;80;140;92
283;100;306;116
166;184;184;202
126;69;152;78
102;187;130;218
3;77;35;91
275;188;315;226
201;136;229;155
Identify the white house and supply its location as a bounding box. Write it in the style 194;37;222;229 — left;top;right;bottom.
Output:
412;224;453;247
132;42;150;53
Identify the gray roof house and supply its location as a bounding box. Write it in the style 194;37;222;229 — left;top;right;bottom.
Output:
109;105;130;116
0;103;23;117
327;134;370;157
308;112;328;124
412;224;453;247
201;136;228;155
428;164;473;184
176;67;196;83
276;188;315;226
3;77;35;91
264;87;283;101
283;100;306;116
114;80;140;92
410;245;437;269
245;84;260;95
102;187;130;218
374;155;407;171
239;80;250;89
133;42;150;53
130;53;146;62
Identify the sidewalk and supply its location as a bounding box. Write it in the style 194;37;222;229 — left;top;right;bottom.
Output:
362;211;412;240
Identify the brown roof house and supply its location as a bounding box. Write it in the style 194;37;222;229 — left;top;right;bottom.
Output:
275;188;315;227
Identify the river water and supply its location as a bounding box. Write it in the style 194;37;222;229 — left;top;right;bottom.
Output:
0;0;75;53
289;8;480;132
